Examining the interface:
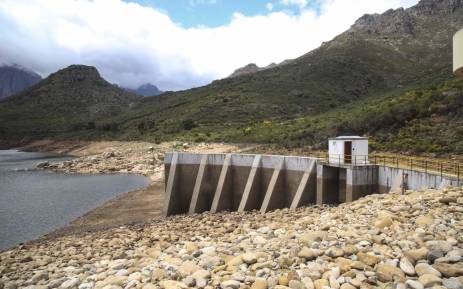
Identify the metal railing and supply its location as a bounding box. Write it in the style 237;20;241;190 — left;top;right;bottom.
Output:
319;153;462;182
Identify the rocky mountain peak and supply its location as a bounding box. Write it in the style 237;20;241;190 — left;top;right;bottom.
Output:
352;8;414;36
47;65;102;84
349;0;462;38
411;0;463;16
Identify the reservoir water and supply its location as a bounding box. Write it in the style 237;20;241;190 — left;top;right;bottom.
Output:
0;149;151;250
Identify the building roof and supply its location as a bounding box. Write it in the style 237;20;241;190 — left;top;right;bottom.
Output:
328;136;369;140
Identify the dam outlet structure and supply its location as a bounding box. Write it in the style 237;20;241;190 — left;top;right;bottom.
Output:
163;138;462;216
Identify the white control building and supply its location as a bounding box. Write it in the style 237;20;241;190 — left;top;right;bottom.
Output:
328;136;369;165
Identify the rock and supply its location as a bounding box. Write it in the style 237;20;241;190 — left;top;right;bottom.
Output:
251;280;268;289
439;197;457;204
357;252;381;266
61;278;80;289
340;284;355;289
418;274;442;287
400;257;415;275
288;280;304;289
242;252;259;264
415;263;442;277
116;269;129;276
31;272;49;283
196;279;208;288
329;276;339;289
301;278;314;289
376;264;405;282
37;161;49;168
415;215;434;227
252;236;267;245
432;263;463;277
442;277;463;289
201;246;216;255
374;214;393;229
325;247;344;258
192;269;211;280
405;248;429;263
427;250;444;263
298;247;320;260
300;231;327;243
279;276;289;286
425;241;453;254
406;280;424;289
101;276;128;287
178;261;201;277
159;281;187;289
221;280;241;289
313;279;329;289
183;277;195;287
77;283;94;289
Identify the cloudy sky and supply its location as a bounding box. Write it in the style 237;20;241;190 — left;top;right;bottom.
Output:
0;0;418;91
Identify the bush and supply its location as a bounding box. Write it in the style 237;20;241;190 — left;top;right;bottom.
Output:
182;119;196;130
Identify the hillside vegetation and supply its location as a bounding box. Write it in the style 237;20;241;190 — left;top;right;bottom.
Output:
0;0;462;154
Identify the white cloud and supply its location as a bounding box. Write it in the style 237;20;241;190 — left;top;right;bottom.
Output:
280;0;308;9
189;0;217;6
266;2;274;11
0;0;419;91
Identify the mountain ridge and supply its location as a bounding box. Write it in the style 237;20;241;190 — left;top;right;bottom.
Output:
124;83;163;97
0;64;42;100
0;0;462;154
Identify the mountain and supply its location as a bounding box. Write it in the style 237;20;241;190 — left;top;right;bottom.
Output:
0;64;42;100
125;83;162;97
1;0;463;154
111;0;462;153
228;61;290;78
0;65;141;138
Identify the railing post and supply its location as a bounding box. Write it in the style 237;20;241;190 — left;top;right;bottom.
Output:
458;164;460;184
440;163;443;177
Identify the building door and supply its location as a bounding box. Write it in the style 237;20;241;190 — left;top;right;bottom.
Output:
344;141;352;164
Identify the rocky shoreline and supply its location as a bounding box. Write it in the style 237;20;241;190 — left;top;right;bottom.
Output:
28;140;248;181
1;186;462;289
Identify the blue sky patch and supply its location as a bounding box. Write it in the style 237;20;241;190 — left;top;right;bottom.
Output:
130;0;314;28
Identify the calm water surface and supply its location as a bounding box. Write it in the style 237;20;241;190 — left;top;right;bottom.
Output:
0;149;150;250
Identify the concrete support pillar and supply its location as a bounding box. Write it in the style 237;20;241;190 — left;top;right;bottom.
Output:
290;161;316;209
260;157;285;213
316;164;339;205
238;155;262;212
210;154;232;213
188;154;208;214
163;152;178;217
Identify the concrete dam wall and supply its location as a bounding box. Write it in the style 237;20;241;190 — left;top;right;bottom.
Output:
163;152;462;216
